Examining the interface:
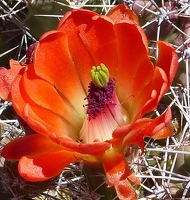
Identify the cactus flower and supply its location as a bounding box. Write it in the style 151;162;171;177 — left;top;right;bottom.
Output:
0;4;178;200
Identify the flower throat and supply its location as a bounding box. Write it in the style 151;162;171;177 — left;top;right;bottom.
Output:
85;77;116;120
84;63;115;119
80;64;128;143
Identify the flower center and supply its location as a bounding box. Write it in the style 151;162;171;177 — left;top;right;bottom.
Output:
80;64;129;143
85;77;115;120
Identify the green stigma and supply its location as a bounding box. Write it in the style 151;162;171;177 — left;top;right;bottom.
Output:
91;63;109;88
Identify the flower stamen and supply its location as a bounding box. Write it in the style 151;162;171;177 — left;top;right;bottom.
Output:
91;63;109;88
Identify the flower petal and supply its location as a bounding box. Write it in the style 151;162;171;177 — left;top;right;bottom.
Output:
107;4;139;24
113;107;173;151
10;64;82;139
34;31;86;115
132;66;168;120
138;42;178;118
24;104;80;139
1;134;62;160
151;122;173;140
156;41;178;88
113;21;153;118
18;150;80;182
51;135;110;157
0;60;24;100
58;9;117;85
103;152;139;200
11;73;29;117
21;64;83;132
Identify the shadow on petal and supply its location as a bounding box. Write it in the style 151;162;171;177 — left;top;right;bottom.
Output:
1;134;62;160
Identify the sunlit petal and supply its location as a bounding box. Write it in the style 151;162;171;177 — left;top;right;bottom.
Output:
22;65;83;132
18;150;81;182
34;31;86;114
103;152;139;200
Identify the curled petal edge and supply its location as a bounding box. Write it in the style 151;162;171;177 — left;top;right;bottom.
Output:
51;134;111;158
113;107;173;151
156;41;178;89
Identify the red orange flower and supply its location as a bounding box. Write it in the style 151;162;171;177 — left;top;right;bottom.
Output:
0;4;178;200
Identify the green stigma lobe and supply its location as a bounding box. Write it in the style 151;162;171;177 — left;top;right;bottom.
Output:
91;63;109;88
